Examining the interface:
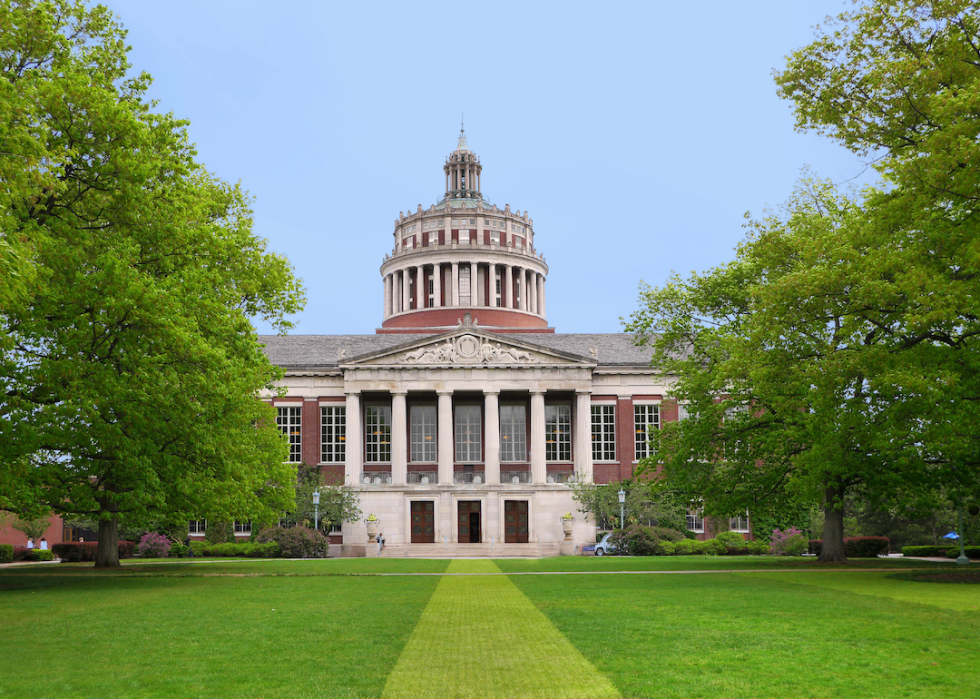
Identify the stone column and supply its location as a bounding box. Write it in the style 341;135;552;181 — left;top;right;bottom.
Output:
383;274;391;318
504;265;513;309
451;262;459;306
485;390;500;485
488;263;497;307
530;391;546;484
469;262;479;307
575;390;593;483
530;271;538;315
415;266;423;310
345;391;361;484
539;276;546;318
437;391;454;485
433;265;442;308
391;391;407;486
402;268;410;313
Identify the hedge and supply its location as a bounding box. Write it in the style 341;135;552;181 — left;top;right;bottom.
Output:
11;547;56;562
51;541;135;562
901;545;953;557
946;546;980;559
0;544;14;563
198;542;280;558
808;537;890;557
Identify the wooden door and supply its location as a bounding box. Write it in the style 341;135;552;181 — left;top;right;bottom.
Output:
411;501;435;543
458;501;481;544
504;500;529;543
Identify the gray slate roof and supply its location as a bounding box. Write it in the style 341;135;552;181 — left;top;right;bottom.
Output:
257;333;656;369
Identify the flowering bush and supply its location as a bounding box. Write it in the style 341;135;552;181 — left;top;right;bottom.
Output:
137;532;171;558
770;527;807;556
255;526;327;558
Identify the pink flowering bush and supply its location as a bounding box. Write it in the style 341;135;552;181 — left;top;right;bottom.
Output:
137;532;171;558
769;527;807;556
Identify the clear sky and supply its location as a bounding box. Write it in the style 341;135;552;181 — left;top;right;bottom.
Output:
107;0;875;336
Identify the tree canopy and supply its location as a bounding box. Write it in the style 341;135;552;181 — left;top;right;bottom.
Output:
0;0;306;566
627;0;980;561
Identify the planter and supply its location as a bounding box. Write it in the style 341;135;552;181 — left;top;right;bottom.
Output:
366;520;379;539
561;518;573;540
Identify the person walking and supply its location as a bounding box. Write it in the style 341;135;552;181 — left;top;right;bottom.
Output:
185;536;194;558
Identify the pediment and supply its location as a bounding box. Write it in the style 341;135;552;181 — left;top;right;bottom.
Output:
345;330;592;368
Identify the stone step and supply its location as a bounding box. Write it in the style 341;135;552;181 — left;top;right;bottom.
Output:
378;542;564;558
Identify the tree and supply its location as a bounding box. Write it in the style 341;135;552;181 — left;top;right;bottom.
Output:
10;513;51;542
285;465;362;532
0;1;306;567
628;0;980;561
571;479;686;533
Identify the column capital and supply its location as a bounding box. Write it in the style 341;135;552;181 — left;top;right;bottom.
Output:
390;389;408;396
436;389;454;396
483;389;500;396
575;389;592;395
344;390;361;396
530;389;546;396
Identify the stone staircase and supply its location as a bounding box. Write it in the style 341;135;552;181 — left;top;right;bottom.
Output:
377;541;564;558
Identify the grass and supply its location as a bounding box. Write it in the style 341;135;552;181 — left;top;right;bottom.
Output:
2;556;977;698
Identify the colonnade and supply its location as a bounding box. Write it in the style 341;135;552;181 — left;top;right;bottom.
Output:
343;390;592;486
382;262;547;318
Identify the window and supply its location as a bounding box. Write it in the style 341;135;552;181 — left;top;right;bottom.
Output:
427;276;434;308
687;508;704;532
459;265;471;306
495;272;501;307
188;520;206;534
634;404;660;460
365;406;391;463
277;407;302;463
677;403;690;421
455;405;482;462
545;404;571;461
403;236;414;249
730;512;750;532
591;405;616;461
321;406;346;463
514;277;520;307
409;275;415;309
234;521;251;534
427;231;438;245
490;230;500;244
500;404;527;462
410;405;437;462
459;230;470;244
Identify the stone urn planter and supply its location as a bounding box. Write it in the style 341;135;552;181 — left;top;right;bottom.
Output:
561;516;574;541
366;518;379;540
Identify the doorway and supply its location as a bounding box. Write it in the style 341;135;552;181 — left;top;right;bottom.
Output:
457;501;481;544
411;501;435;543
504;500;529;543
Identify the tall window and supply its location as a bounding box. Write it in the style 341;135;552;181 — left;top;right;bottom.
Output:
234;521;251;534
455;405;482;462
427;276;434;308
188;520;206;534
500;404;527;462
545;404;571;461
634;404;660;460
677;403;690;421
321;405;346;463
410;405;437;462
687;507;704;532
459;265;471;306
591;405;616;461
494;272;501;307
364;406;391;463
277;407;302;463
730;512;750;532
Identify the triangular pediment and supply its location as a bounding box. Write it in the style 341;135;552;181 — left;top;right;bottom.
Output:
345;329;593;368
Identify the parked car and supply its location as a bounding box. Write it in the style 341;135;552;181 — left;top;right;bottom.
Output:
595;533;617;556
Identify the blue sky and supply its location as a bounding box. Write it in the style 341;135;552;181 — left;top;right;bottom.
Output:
109;0;874;335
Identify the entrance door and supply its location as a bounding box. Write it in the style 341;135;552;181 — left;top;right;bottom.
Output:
457;501;481;544
504;500;529;543
411;501;435;543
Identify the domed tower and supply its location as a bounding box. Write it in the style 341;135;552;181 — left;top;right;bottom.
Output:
378;129;551;334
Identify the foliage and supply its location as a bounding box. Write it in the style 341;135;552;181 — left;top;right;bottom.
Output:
26;549;54;561
199;542;279;557
136;532;171;558
254;526;326;558
9;514;51;542
902;545;956;557
205;522;237;546
0;0;305;567
168;542;188;558
0;544;12;562
714;531;749;554
571;479;687;532
808;537;890;558
607;525;683;556
769;528;807;556
945;546;980;559
51;541;133;562
283;465;362;532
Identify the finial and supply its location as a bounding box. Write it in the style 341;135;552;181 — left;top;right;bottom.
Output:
461;112;464;135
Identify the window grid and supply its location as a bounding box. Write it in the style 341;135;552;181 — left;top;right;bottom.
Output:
730;513;750;532
459;266;471;305
500;404;527;462
321;406;346;463
634;404;660;460
545;404;571;461
234;521;251;534
455;405;482;463
188;520;206;534
410;405;437;463
687;508;704;532
364;406;392;463
591;405;616;461
277;407;302;463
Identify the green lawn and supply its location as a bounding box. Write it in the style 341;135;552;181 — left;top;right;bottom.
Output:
1;557;976;698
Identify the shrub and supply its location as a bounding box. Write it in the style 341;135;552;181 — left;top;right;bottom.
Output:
715;531;749;554
0;544;13;563
656;540;676;556
607;525;684;556
50;541;134;562
254;527;326;558
673;539;696;555
901;546;950;557
945;546;980;559
26;549;55;561
169;542;188;558
137;532;171;558
701;538;727;556
118;541;135;559
809;537;890;557
770;528;807;556
189;540;208;555
199;542;279;558
747;540;770;555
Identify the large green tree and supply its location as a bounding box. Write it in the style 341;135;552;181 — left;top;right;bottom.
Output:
0;1;305;566
627;0;980;561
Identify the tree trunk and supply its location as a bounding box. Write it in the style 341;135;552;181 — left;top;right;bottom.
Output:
819;483;847;563
95;516;120;568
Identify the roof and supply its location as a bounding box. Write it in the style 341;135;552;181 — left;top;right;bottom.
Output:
257;333;657;370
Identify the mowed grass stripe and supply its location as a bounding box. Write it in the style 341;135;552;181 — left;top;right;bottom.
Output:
382;559;620;699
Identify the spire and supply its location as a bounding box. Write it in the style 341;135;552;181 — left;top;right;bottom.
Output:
457;113;468;151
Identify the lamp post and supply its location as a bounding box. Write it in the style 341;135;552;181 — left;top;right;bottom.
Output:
957;505;969;566
312;488;320;533
618;488;626;530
